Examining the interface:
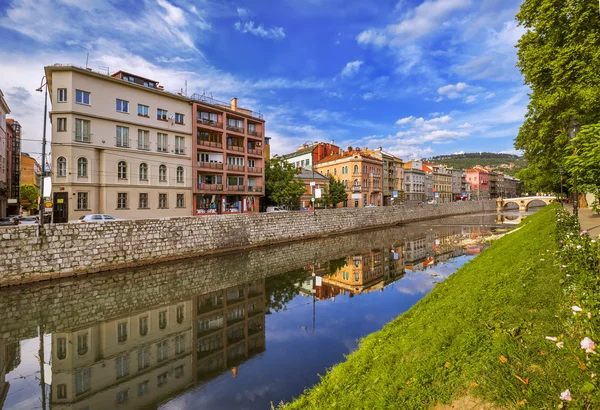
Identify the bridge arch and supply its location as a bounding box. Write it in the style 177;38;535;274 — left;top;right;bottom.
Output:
496;196;555;212
526;199;549;210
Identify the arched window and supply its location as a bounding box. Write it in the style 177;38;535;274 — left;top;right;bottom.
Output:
77;158;87;177
118;161;127;179
334;168;337;176
326;169;330;176
353;179;359;186
57;157;67;177
353;165;359;174
139;163;148;181
176;166;184;183
159;164;167;182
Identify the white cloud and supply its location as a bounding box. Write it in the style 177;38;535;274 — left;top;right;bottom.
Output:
465;95;477;104
396;116;414;125
156;56;195;64
362;92;374;100
237;7;249;18
457;122;472;129
234;20;285;40
437;82;468;99
340;60;363;78
484;92;495;100
356;29;388;48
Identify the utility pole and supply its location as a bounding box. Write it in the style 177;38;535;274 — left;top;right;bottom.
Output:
36;76;48;228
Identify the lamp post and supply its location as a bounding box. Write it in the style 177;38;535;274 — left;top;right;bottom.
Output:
303;140;316;215
558;166;564;207
568;118;581;217
36;76;48;227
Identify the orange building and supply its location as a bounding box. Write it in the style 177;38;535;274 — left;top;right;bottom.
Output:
319;250;385;297
314;147;383;208
20;153;41;187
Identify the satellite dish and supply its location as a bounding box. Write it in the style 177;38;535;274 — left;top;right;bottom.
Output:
168;113;174;120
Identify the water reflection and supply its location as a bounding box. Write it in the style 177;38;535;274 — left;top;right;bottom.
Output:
0;215;502;410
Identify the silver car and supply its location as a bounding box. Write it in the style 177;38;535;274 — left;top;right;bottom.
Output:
78;214;124;223
19;217;39;225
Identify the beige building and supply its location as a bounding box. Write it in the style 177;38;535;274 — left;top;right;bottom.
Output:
46;65;193;222
364;148;404;205
429;163;452;203
0;90;9;217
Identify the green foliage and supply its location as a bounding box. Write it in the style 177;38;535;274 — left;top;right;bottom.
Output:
514;0;600;192
431;154;527;177
282;207;599;409
321;176;347;208
564;123;600;188
265;158;306;210
20;184;38;210
265;268;307;313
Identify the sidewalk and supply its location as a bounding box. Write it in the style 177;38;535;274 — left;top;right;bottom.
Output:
573;206;600;237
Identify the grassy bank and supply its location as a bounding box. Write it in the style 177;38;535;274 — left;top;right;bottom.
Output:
281;206;597;409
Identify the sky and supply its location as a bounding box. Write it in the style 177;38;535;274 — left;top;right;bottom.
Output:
0;0;529;164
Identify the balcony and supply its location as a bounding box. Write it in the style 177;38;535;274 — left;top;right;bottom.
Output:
247;148;263;156
351;186;362;192
197;183;224;191
197;162;223;170
198;140;223;149
247;167;263;174
247;129;263;138
226;164;245;172
197;118;223;129
227;145;245;153
227;185;245;192
248;186;263;193
226;125;244;134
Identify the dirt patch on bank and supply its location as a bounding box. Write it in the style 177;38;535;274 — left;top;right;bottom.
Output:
432;395;504;410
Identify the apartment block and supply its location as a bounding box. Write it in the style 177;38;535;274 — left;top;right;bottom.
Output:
6;119;21;215
0;90;9;217
465;168;490;200
192;96;265;215
282;141;341;170
45;65;193;222
20;153;41;187
364;148;404;205
403;161;426;202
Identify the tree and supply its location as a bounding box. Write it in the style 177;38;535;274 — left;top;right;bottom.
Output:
564;122;600;213
321;176;347;208
20;184;39;211
265;158;306;210
514;0;600;192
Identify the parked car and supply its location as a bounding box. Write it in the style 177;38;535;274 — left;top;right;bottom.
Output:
266;206;288;213
427;199;437;204
0;217;18;226
78;214;125;223
19;217;39;225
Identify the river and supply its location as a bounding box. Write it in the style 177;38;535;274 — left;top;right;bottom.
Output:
0;211;528;410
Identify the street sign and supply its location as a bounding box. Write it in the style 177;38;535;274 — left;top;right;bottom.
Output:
315;188;322;199
393;190;398;198
310;181;316;186
434;192;439;198
44;201;53;208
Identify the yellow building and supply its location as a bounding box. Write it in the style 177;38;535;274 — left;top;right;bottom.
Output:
364;148;404;205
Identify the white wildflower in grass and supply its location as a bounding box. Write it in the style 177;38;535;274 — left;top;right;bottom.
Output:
560;389;573;401
556;341;564;349
588;312;592;319
580;337;596;353
545;336;558;341
576;245;582;250
572;306;583;312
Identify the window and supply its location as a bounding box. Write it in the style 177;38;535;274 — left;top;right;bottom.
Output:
157;133;167;152
176;306;184;323
57;157;67;177
77;158;88;177
175;135;185;154
157;372;168;387
117;322;127;342
138;381;149;397
138;104;149;117
227;118;244;131
75;119;90;142
137;164;148;182
248;159;255;168
75;90;90;105
57;384;67;399
77;192;88;210
174;334;185;354
57;117;67;132
139;193;148;209
199;111;219;124
159;311;167;329
157;108;167;120
175;113;184;124
116;99;129;113
116;355;129;379
176;167;184;183
75;369;91;396
116;389;129;405
117;193;128;209
138;130;149;150
157;340;168;362
226;156;244;166
176;194;184;208
159;193;167;209
115;126;129;148
174;365;184;379
57;337;67;360
118;161;127;179
139;316;148;335
159;165;167;182
57;88;67;102
354;165;359;174
137;348;150;370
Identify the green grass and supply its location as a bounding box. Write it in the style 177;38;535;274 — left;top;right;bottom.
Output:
282;206;589;409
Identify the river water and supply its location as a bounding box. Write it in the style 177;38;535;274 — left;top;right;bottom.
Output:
0;212;526;410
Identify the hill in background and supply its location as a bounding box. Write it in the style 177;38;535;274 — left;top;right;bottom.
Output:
424;153;527;177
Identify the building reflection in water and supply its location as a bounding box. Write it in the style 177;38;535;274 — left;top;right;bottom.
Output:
0;341;20;408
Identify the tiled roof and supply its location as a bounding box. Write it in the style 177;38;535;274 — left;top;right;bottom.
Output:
315;150;380;165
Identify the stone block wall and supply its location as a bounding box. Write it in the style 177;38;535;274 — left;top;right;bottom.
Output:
0;201;495;285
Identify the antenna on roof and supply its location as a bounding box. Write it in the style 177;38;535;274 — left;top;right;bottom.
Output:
185;80;188;97
85;52;89;69
98;65;109;75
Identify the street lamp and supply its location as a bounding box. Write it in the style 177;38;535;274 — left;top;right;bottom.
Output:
568;118;581;217
304;140;316;215
558;166;564;207
36;76;48;228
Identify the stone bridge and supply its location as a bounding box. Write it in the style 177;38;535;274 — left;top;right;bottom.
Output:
496;196;556;212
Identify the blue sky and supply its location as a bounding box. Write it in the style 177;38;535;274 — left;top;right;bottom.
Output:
0;0;528;161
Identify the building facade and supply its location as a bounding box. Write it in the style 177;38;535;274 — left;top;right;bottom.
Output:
6;119;21;215
295;167;329;208
283;141;341;171
364;148;404;205
451;168;463;200
465;168;490;200
20;153;41;187
46;65;193;222
403;165;425;202
430;164;452;203
314;148;383;208
0;90;9;217
192;96;265;215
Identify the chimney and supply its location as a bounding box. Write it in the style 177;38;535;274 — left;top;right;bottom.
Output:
347;146;353;152
231;97;238;111
331;140;334;145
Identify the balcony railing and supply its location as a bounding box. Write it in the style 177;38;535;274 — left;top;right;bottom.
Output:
248;186;263;193
197;162;223;170
197;183;224;191
351;186;362;192
226;164;245;172
247;167;263;174
197;118;223;128
227;185;245;192
247;148;263;156
198;140;223;149
226;125;244;133
227;145;245;153
247;130;263;138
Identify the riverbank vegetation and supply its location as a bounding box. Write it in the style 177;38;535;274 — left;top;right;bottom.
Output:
280;206;599;409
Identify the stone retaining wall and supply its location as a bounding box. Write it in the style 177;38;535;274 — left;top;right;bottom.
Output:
0;201;496;285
